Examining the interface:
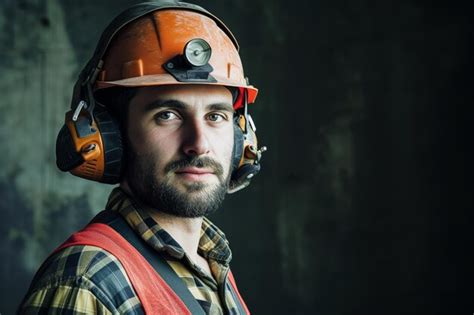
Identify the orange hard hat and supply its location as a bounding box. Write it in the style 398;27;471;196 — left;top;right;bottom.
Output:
94;7;258;108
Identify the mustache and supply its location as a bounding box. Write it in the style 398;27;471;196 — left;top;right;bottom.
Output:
164;156;224;177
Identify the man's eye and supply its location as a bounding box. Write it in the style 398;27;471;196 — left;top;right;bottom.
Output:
207;113;226;122
156;111;179;121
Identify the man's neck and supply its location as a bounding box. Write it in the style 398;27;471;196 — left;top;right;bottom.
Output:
148;210;203;262
119;182;204;264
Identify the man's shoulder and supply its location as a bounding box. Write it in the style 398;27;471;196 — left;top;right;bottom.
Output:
36;244;123;285
20;245;142;314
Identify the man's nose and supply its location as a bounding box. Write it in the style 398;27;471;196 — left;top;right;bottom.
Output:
182;119;210;156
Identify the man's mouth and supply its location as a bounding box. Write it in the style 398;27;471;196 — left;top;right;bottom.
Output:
175;167;215;180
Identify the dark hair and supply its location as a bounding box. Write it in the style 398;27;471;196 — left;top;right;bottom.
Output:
95;87;138;129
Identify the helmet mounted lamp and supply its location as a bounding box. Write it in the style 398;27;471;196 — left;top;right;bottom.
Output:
184;38;212;66
163;38;216;83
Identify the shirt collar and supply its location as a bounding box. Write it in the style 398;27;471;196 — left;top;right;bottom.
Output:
105;187;232;265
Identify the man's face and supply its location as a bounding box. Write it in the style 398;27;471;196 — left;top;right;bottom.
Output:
123;84;235;217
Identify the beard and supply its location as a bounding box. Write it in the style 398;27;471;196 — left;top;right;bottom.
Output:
125;149;231;218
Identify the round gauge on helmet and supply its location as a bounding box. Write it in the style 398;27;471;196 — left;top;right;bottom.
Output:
183;39;212;67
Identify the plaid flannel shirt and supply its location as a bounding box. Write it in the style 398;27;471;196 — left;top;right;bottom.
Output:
19;187;244;314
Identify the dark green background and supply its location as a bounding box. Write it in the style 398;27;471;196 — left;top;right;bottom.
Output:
1;0;473;314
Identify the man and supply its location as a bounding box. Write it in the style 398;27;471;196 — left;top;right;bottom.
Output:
19;1;265;314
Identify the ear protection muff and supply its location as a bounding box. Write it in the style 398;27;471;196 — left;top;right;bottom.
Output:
228;91;267;193
56;101;124;183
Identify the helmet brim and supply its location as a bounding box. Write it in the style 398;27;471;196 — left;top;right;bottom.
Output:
95;73;258;106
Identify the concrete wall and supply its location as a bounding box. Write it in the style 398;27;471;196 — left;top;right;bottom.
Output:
1;0;472;314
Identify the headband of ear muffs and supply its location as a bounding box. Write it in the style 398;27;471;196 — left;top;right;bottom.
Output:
55;0;266;193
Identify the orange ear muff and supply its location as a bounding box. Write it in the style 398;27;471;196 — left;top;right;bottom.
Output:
56;110;105;181
56;105;123;184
